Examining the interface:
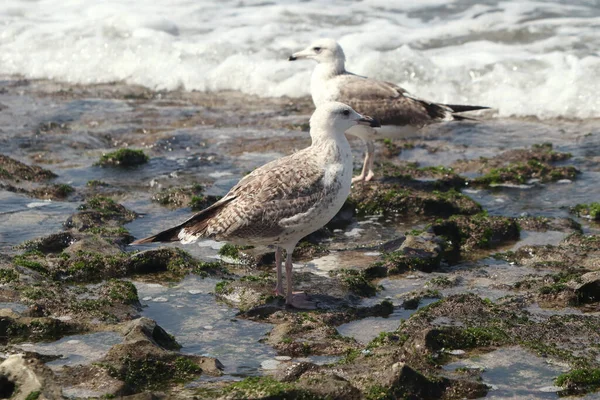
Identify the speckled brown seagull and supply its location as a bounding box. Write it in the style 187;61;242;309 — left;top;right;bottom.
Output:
289;38;489;182
131;102;380;308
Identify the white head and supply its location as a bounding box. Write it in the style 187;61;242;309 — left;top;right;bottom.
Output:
289;38;346;68
309;101;380;139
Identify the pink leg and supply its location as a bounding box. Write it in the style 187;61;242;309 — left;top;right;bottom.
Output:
275;247;283;296
285;250;315;309
352;139;375;183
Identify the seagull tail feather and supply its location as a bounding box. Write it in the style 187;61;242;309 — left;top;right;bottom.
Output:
130;196;235;245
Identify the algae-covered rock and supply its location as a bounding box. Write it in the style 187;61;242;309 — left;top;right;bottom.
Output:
571;202;600;221
151;184;211;209
16;232;75;253
471;160;579;186
366;232;443;277
66;196;137;231
96;149;149;167
0;154;57;182
0;309;81;344
30;183;75;200
433;213;520;257
350;183;481;217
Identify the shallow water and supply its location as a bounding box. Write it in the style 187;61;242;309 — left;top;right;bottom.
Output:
0;75;598;397
16;331;123;369
445;346;568;399
135;276;277;377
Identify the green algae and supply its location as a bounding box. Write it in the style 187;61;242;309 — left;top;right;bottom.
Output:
571;202;600;220
96;148;149;167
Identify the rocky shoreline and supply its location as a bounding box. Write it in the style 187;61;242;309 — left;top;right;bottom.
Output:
0;77;599;399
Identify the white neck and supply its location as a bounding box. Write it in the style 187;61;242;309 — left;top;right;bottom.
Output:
311;61;346;106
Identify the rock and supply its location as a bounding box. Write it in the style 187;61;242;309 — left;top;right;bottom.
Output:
0;310;81;344
65;196;137;231
568;271;600;304
0;354;62;400
367;232;443;276
296;371;362;399
273;361;319;383
121;317;181;351
96;149;149;167
0;154;57;182
433;213;520;257
16;232;75;253
350;183;482;217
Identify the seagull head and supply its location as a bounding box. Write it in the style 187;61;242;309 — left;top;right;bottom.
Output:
310;102;380;137
289;38;345;65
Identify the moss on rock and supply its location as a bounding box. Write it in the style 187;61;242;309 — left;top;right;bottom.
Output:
0;154;57;181
571;202;600;221
96;149;149;167
351;184;481;217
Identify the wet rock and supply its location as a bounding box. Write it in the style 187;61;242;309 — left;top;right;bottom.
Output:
555;367;600;396
377;161;468;190
273;361;319;383
351;181;482;217
498;233;599;271
16;232;75;253
568;271;600;304
0;354;62;400
58;364;128;398
517;216;582;233
366;232;443;276
571;202;600;221
0;154;57;182
296;371;361;399
266;316;359;357
0;309;81;344
151;184;211;209
121;317;181;351
65;196;137;231
453;143;573;172
30;183;75;200
433;213;520;258
218;376;320;399
471;160;579;186
98;327;223;393
96;148;149;167
215;275;273;312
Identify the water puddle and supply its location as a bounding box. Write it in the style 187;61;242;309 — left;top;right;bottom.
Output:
337;299;438;344
444;346;567;399
16;332;123;369
135;275;276;377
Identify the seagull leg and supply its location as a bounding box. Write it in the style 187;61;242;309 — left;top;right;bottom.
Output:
364;139;375;182
275;247;284;297
285;249;315;309
352;139;375;183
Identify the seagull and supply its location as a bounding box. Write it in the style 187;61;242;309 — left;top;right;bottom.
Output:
131;102;380;308
289;38;489;182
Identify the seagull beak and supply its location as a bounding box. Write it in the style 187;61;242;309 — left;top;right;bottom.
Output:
357;115;381;128
288;49;311;61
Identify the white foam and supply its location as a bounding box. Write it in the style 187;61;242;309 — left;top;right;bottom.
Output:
1;0;599;118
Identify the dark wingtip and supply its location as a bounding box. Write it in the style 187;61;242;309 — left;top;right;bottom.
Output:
288;56;297;61
370;118;381;128
446;104;491;113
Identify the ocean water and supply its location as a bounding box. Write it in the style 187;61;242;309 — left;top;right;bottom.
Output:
1;0;599;118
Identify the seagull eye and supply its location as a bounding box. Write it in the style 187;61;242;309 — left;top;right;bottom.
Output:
313;47;322;53
342;110;350;116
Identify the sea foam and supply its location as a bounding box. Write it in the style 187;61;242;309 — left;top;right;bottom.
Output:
1;0;599;119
